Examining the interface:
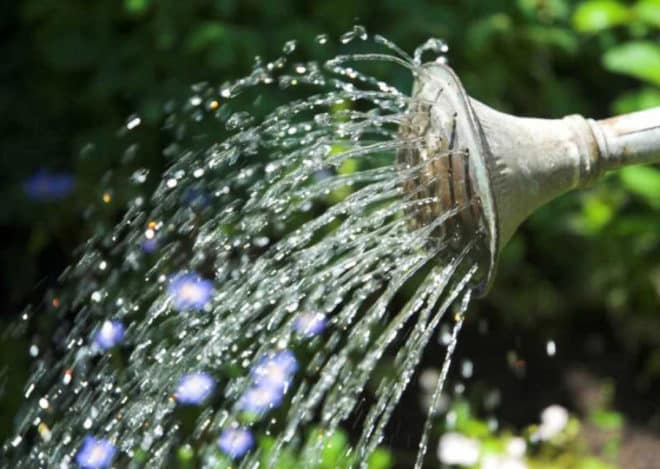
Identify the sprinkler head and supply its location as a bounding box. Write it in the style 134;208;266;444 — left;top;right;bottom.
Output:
399;62;660;295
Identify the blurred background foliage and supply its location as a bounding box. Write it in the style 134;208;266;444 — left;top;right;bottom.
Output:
1;0;659;467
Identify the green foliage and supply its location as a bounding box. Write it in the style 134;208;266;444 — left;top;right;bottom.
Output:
634;0;660;28
255;430;393;469
437;398;623;469
367;448;394;469
573;0;631;32
620;166;660;206
589;409;623;430
603;41;660;85
612;86;660;113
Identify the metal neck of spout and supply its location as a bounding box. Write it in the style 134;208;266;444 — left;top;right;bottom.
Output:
590;107;660;172
470;100;660;252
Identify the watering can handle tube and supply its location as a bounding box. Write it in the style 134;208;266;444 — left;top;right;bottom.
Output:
590;106;660;174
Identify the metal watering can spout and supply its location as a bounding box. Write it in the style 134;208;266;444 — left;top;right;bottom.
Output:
399;62;660;294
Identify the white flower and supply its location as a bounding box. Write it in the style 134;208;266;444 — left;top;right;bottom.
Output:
482;455;528;469
505;437;526;458
537;405;569;440
419;368;440;392
437;432;480;466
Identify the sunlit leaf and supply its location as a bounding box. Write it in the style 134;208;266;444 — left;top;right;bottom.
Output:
589;409;623;430
576;457;619;469
320;429;349;468
176;445;194;469
634;0;660;28
573;0;631;32
620;165;660;206
367;448;393;469
612;87;660;114
603;41;660;85
583;195;614;232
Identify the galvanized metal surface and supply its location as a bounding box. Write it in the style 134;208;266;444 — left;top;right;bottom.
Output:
592;107;660;171
398;63;498;294
403;63;660;294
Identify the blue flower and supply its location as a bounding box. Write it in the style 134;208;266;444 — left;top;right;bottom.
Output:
75;435;116;469
167;273;214;311
140;237;159;253
238;384;284;415
217;427;254;459
250;350;298;392
23;170;74;201
294;312;327;338
182;187;210;209
94;320;125;350
174;372;216;405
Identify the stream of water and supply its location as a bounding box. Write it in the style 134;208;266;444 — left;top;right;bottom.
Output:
2;28;483;468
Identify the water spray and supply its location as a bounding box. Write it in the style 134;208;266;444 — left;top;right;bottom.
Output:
400;62;660;293
6;33;658;468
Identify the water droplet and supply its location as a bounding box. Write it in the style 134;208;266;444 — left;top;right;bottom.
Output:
340;25;368;44
91;290;103;302
282;40;297;54
130;168;149;184
461;360;473;378
126;116;141;130
226;111;254;131
413;38;449;66
315;34;328;45
546;340;556;356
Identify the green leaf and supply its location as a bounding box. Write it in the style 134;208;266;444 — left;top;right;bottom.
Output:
603;41;660;85
590;409;624;430
573;0;631;32
634;0;660;28
176;444;195;469
525;26;579;54
583;195;615;232
367;448;393;469
576;457;619;469
124;0;150;15
612;87;660;114
320;429;348;468
460;418;491;438
620;166;660;206
185;22;227;52
259;436;298;469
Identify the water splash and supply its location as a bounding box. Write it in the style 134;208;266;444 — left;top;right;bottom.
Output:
3;30;484;467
